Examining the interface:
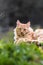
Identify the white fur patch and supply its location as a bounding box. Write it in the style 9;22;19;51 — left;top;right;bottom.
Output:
14;28;17;42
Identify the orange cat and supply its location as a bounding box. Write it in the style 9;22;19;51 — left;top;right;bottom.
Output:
14;20;35;43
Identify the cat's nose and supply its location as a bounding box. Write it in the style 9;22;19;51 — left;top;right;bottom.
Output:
21;32;23;34
21;30;23;32
21;32;24;36
21;32;24;35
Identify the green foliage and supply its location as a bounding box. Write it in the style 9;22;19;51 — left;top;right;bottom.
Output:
0;29;43;65
0;39;43;65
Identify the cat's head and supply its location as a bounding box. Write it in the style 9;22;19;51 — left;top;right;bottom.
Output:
16;20;31;36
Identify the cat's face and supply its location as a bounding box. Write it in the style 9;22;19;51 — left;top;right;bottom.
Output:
16;20;30;36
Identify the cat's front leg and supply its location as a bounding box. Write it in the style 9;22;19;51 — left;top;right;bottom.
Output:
16;38;26;44
16;38;31;44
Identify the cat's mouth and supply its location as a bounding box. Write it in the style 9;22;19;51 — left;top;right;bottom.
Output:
21;32;29;36
17;33;25;37
21;32;25;36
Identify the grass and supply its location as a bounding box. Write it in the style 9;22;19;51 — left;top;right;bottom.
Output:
0;27;43;65
0;38;43;65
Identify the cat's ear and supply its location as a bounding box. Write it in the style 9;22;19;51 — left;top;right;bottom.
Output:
16;20;21;26
27;21;30;27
